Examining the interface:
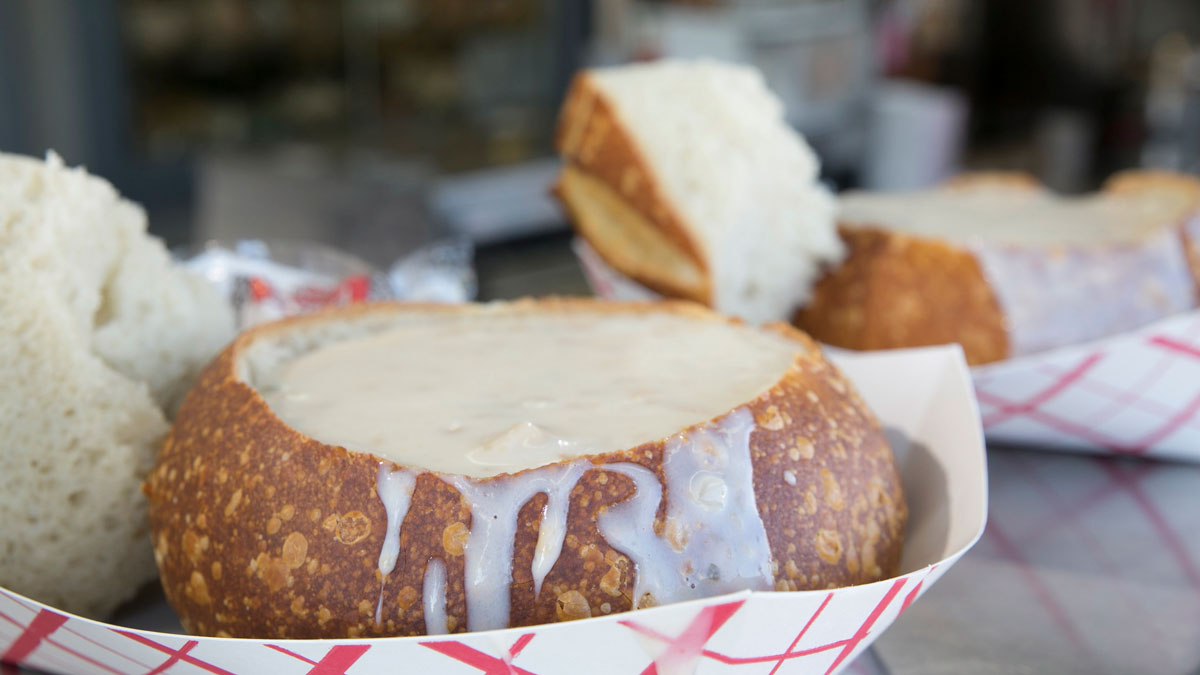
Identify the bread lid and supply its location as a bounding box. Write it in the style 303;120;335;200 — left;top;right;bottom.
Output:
555;60;843;323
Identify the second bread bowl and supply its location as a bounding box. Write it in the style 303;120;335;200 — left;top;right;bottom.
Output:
145;299;906;638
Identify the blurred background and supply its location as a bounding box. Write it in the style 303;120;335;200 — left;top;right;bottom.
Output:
2;0;1199;297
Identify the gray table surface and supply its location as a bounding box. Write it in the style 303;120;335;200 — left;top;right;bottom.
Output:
13;232;1200;675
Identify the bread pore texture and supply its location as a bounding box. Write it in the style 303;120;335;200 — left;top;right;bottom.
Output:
555;60;843;324
146;299;906;639
0;152;234;618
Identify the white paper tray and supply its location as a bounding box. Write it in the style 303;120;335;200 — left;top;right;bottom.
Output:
574;238;1200;462
0;344;986;675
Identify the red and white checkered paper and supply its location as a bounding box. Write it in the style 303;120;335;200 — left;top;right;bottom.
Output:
0;345;986;675
574;238;1200;462
971;313;1200;460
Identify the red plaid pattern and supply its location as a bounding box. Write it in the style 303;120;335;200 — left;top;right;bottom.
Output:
267;644;371;675
417;633;537;675
975;313;1200;459
0;566;943;675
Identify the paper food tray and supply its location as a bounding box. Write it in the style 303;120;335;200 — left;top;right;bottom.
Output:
0;344;985;675
574;238;1200;462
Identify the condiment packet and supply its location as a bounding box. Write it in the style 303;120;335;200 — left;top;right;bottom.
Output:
180;238;477;328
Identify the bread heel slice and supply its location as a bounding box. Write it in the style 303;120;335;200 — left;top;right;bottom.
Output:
554;61;844;324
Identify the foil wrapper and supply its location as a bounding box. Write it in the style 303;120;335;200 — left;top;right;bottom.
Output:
180;239;476;329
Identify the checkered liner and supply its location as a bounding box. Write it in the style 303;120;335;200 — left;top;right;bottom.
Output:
972;313;1200;460
0;342;986;675
573;239;1200;462
0;563;952;675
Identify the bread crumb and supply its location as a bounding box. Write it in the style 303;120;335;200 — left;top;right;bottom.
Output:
397;586;418;612
820;469;845;511
816;529;843;564
785;560;800;579
600;563;624;597
224;489;243;517
802;487;818;516
282;532;308;569
186;571;211;605
336;512;370;545
182;530;209;564
556;590;591;621
442;522;469;556
257;554;290;592
756;405;785;431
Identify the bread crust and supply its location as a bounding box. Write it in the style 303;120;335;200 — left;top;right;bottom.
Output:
555;166;708;303
555;72;711;300
145;298;906;639
799;171;1200;365
795;227;1009;366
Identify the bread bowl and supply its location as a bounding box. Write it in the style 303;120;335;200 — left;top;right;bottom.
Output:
145;299;905;639
796;171;1200;365
554;60;843;324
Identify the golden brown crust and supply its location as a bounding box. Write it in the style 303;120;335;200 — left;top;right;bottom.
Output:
555;72;711;299
146;299;906;639
796;228;1009;366
555;166;709;304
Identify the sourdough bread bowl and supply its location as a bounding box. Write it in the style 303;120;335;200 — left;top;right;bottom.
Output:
145;298;905;639
796;171;1200;365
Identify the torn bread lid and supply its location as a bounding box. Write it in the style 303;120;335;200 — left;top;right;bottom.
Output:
575;59;844;323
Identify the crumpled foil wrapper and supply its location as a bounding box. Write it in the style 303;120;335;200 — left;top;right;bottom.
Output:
180;238;476;329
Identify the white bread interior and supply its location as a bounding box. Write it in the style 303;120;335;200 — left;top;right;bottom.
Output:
0;152;234;618
558;60;843;324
